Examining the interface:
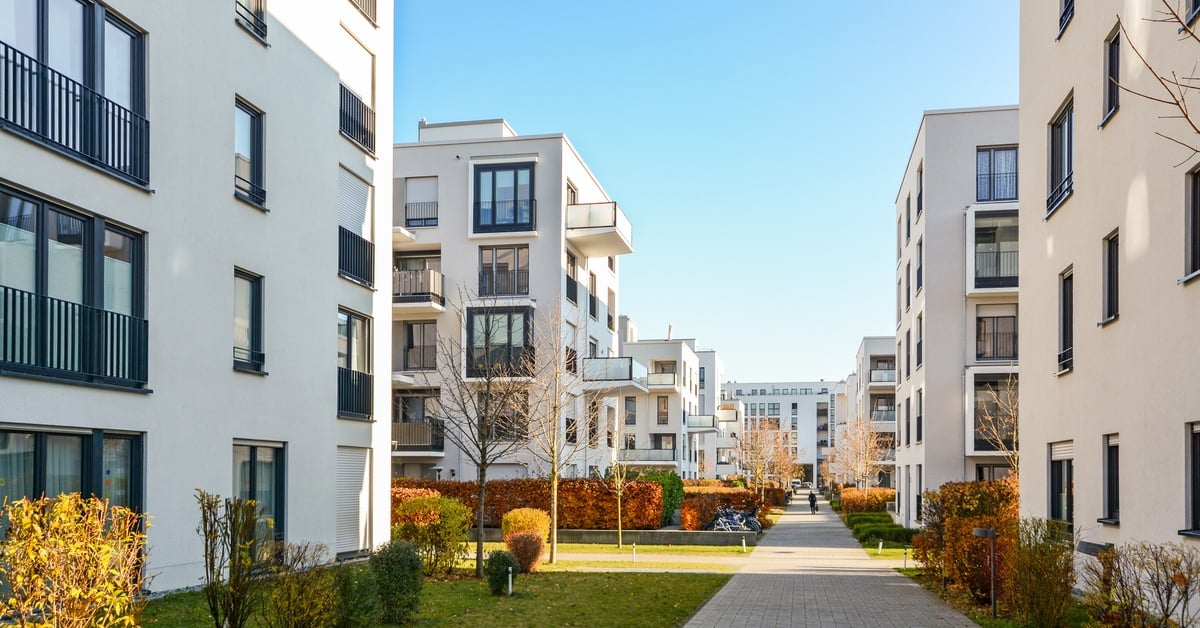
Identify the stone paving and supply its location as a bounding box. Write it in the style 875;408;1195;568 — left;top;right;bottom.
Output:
683;496;975;628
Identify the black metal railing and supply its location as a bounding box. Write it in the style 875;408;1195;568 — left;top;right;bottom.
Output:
588;293;598;318
565;277;578;303
404;201;438;227
339;83;374;153
0;41;150;185
478;269;529;296
235;0;267;38
473;199;536;233
404;345;435;371
1059;0;1074;32
977;172;1018;202
233;346;265;371
337;366;372;419
338;227;374;287
1047;173;1073;210
349;0;377;22
1;285;148;387
977;330;1018;360
1058;347;1073;371
975;250;1018;287
467;346;533;378
392;269;445;305
392;420;444;452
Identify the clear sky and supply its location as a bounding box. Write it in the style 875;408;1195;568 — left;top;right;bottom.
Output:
394;2;1019;382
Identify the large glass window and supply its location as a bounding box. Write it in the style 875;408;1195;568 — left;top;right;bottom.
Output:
234;269;264;372
403;321;436;370
234;99;264;206
0;429;141;509
474;163;535;232
974;373;1017;452
975;211;1019;288
976;146;1018;202
466;307;531;377
1104;434;1119;522
624;396;636;425
479;245;529;296
657;396;669;425
234;443;284;548
977;315;1018;360
1059;269;1074;371
1050;456;1074;528
338;309;371;374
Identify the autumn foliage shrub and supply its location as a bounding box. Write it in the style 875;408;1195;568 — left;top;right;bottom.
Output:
505;532;545;574
501;508;550;542
391;496;471;576
839;487;896;513
636;470;685;526
680;494;720;531
912;478;1018;603
679;489;767;531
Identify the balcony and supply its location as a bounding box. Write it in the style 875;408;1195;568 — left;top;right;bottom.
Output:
339;83;374;153
404;201;438;228
0;40;150;185
869;369;896;385
474;199;536;233
337;367;372;420
392;420;444;453
0;285;148;389
349;0;377;22
392;269;445;317
581;357;648;393
686;415;718;432
872;410;896;423
618;448;677;463
235;0;267;38
977;172;1018;202
565;202;633;257
977;330;1018;361
338;227;374;288
817;422;829;432
647;372;677;389
478;269;529;297
975;249;1018;289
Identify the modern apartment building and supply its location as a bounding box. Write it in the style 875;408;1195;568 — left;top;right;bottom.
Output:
390;119;633;482
850;336;898;488
0;1;394;590
894;106;1019;528
1019;1;1200;545
722;382;832;487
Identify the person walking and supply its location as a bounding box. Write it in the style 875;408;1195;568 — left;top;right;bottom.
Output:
808;491;818;514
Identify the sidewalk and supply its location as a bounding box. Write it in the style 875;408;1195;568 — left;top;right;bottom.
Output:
684;497;975;627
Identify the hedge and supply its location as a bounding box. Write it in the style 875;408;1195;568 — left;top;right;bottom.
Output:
636;470;684;527
391;478;662;530
839;487;896;513
678;489;770;531
845;512;894;527
851;523;919;544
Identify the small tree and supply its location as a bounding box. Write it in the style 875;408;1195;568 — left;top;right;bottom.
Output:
740;424;791;502
607;461;633;548
831;418;885;491
975;373;1019;475
196;489;269;628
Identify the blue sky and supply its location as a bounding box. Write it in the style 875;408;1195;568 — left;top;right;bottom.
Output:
394;2;1019;382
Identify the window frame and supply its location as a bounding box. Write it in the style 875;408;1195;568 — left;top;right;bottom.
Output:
565;252;578;303
1102;231;1120;323
233;442;286;545
403;321;437;371
1047;99;1075;215
1101;434;1120;524
1049;456;1074;529
1103;29;1120;123
465;307;532;378
976;146;1019;202
233;268;265;373
337;308;372;375
1187;168;1200;280
234;0;268;40
656;396;669;425
473;162;536;233
1058;268;1074;372
234;98;266;207
0;428;144;512
1187;425;1200;534
478;244;529;297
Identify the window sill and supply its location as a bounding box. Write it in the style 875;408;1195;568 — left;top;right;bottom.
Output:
233;362;268;376
337;412;374;422
0;367;152;393
1044;187;1073;220
235;192;269;212
1098;106;1119;129
1179;529;1200;538
1056;10;1073;41
235;18;270;47
1055;366;1074;377
338;271;376;291
1097;315;1119;328
1179;269;1200;286
1097;517;1120;526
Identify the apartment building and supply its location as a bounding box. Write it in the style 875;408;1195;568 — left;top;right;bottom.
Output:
894;106;1019;528
722;382;832;487
848;336;897;489
0;1;393;590
390;119;633;482
1019;1;1200;546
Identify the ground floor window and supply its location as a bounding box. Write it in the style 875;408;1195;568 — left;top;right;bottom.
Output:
1049;447;1074;529
975;464;1013;482
0;428;142;510
233;443;285;547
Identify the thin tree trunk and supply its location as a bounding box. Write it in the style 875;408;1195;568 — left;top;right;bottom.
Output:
617;491;623;549
550;471;559;563
475;468;487;578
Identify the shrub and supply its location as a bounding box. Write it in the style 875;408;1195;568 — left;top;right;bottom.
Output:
1081;540;1200;627
840;487;896;513
852;524;919;544
913;478;1018;604
333;563;380;628
370;540;423;625
196;489;269;628
680;494;720;531
392;495;471;576
1003;518;1075;628
637;470;685;526
261;542;337;628
505;531;545;574
484;550;519;596
0;493;149;628
501;507;550;542
845;512;894;527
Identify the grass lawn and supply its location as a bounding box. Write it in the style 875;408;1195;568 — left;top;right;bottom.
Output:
858;540;914;561
474;541;754;557
893;567;1093;628
142;572;730;627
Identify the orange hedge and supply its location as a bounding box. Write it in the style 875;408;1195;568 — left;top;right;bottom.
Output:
840;487;896;513
680;494;719;531
392;478;661;530
682;479;731;488
679;489;764;531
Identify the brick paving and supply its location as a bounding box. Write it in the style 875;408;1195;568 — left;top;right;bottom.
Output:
684;496;975;628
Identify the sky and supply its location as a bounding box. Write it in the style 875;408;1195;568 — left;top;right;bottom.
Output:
394;2;1019;382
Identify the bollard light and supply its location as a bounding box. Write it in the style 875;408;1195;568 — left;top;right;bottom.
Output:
507;565;512;597
632;543;637;562
972;527;997;618
741;536;747;553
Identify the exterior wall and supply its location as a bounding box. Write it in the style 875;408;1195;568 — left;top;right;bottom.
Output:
721;381;833;483
620;339;701;477
1019;1;1200;547
851;336;897;489
0;1;393;591
894;107;1019;527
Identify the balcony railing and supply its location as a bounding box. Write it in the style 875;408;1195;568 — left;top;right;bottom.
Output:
393;269;445;305
338;227;374;287
337;366;372;419
1047;173;1073;211
567;202;631;233
647;372;677;387
1058;347;1073;372
975;249;1018;288
474;199;536;233
872;410;896;423
349;0;377;22
1059;0;1074;32
0;40;150;185
339;83;374;153
817;422;828;432
977;330;1018;361
566;277;578;303
687;415;717;430
235;0;267;38
977;172;1018;202
1;285;148;388
404;201;438;228
404;345;435;371
619;448;677;462
582;356;647;384
392;420;443;452
869;369;896;383
478;269;529;297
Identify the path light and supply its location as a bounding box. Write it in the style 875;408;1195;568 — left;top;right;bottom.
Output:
972;527;997;618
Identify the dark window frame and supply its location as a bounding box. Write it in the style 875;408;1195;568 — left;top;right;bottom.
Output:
656;396;669;425
337;308;373;419
976;146;1019;202
1050;456;1074;529
624;396;636;425
565;252;578;303
1059;269;1074;371
977;315;1018;360
478;244;529;296
235;0;268;39
1102;435;1120;523
234;98;266;207
403;321;436;371
473;162;536;233
1058;0;1075;38
1187;168;1200;278
1048;99;1074;214
1189;426;1200;533
1103;231;1120;322
0;428;144;512
233;268;264;373
465;306;532;378
1103;29;1120;122
233;442;286;544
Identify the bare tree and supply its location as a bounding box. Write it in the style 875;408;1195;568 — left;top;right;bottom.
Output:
606;461;633;548
975;373;1019;476
1116;2;1200;162
739;425;791;502
831;418;885;491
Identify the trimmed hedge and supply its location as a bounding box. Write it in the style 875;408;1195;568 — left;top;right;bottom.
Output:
845;512;894;527
637;470;685;527
679;489;768;531
852;523;919;544
840;487;896;513
392;478;662;530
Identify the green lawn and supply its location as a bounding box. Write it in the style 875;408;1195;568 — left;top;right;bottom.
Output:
893;567;1093;628
474;541;754;557
142;572;730;627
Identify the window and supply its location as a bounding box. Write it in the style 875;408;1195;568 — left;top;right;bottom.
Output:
608;256;616;271
1048;100;1074;212
607;288;616;330
905;262;911;309
903;398;910;446
1059;0;1074;35
0;2;148;183
588;337;598;359
564;322;577;374
393;388;440;428
657;396;669;425
975;211;1019;288
897;341;903;380
1190;0;1200;25
915;389;923;442
916;165;924;215
1104;30;1120;120
235;99;265;206
566;182;577;205
337;309;372;418
974;374;1017;451
1189;168;1200;276
393;253;443;304
1103;231;1119;321
1059;269;1074;371
587;402;599;447
337;29;376;154
588;273;598;319
474;163;535;232
904;330;911;378
233;270;264;372
338;168;375;287
404;177;438;227
235;0;267;38
767;403;780;416
977;315;1018;360
565;417;577;444
466;307;532;377
403;321;436;370
916;239;923;291
0;186;146;388
905;198;911;241
976;465;1013;482
915;314;923;368
565;252;578;303
791;402;798;415
1103;434;1120;522
479;245;529;296
0;429;142;511
1189;424;1200;532
699;367;706;389
652;433;674;451
482;391;529;441
234;443;285;548
976;147;1018;202
625;396;636;425
1049;444;1074;529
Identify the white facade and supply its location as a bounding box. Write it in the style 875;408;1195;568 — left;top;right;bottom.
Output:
722;381;833;485
893;107;1019;528
850;336;897;488
1019;1;1200;546
0;1;394;591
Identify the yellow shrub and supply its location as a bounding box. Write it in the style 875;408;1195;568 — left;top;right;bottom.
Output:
500;507;551;542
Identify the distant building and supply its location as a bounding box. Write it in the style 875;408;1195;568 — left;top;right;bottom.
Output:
721;381;834;486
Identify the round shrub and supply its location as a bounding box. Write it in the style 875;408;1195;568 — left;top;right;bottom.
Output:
505;531;544;574
484;550;519;596
501;507;550;542
369;540;423;624
392;495;471;576
333;563;380;628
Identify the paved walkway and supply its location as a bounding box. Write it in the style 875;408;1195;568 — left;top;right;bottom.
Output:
684;497;975;628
